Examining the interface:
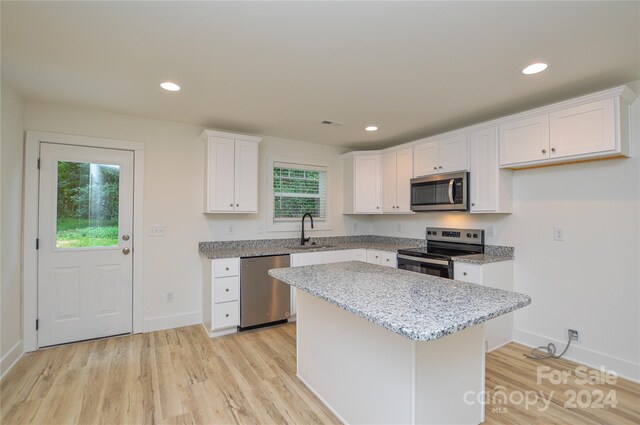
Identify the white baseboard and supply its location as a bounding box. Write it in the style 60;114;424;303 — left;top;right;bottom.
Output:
513;328;640;383
1;340;24;380
143;311;202;333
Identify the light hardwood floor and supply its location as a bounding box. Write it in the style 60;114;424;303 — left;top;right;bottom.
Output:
1;324;638;425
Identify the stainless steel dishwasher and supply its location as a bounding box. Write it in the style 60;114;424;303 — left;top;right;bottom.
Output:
240;255;291;330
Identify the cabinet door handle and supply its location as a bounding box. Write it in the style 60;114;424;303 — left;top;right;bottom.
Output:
463;272;468;276
230;203;233;207
386;258;390;262
225;267;229;271
236;203;239;207
376;206;379;209
433;166;437;170
225;314;229;317
542;149;547;154
471;203;475;207
439;165;443;169
551;147;556;153
225;288;230;292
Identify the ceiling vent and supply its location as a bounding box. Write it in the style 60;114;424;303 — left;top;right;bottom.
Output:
320;120;343;127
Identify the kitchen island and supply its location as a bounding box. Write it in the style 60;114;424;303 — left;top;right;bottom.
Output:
269;261;531;425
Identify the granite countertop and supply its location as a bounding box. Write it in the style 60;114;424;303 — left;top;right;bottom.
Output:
199;235;428;259
454;254;513;264
269;261;530;341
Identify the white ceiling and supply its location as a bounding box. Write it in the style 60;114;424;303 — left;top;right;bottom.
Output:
2;1;639;149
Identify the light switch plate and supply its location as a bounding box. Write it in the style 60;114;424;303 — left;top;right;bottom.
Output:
148;225;166;237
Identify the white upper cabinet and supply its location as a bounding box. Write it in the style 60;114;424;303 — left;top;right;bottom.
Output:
549;98;615;159
499;87;634;168
469;126;512;213
343;152;381;214
438;133;469;173
202;130;262;213
413;140;439;177
381;148;413;213
499;114;550;166
413;133;468;177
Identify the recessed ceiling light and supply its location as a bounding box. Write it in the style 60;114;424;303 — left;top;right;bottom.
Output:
160;82;181;91
365;125;379;132
522;63;548;75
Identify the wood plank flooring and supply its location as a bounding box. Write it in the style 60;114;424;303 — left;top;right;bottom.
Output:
1;323;638;425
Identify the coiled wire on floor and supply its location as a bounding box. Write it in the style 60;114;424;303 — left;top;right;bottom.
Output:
524;337;573;360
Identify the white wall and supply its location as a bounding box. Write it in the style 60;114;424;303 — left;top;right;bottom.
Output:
368;102;640;381
1;80;25;376
23;100;363;332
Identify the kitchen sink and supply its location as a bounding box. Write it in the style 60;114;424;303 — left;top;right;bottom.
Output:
287;244;336;250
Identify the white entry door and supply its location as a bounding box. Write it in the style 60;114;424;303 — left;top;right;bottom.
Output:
38;143;134;347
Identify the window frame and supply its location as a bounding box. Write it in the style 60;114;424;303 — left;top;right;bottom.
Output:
267;155;332;232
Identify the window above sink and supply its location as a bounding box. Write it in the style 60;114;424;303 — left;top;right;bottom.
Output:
267;155;332;233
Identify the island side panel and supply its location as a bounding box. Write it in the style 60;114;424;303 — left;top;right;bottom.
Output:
415;324;485;425
296;291;415;424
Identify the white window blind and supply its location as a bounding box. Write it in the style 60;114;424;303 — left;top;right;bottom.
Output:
273;162;327;221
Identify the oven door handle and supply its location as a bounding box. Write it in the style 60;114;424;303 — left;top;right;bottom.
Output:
397;254;450;266
448;179;455;204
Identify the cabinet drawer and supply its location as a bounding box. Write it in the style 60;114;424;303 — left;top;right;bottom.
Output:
213;276;239;303
454;263;482;284
213;258;239;277
213;301;239;330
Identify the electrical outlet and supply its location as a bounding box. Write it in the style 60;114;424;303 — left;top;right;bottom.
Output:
554;226;565;241
485;340;489;352
352;222;358;232
228;225;235;235
166;292;175;303
397;223;403;233
148;225;166;237
486;225;495;238
568;329;579;341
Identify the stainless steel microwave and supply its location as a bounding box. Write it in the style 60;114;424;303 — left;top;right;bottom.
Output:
410;172;469;212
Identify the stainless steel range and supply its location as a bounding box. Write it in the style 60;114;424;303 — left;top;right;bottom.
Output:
397;227;484;278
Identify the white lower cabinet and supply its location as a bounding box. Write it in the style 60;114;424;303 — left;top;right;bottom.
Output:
454;260;514;351
365;249;397;267
203;257;241;337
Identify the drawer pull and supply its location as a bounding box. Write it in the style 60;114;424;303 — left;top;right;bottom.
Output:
225;288;230;292
225;314;229;318
463;272;468;276
225;267;229;271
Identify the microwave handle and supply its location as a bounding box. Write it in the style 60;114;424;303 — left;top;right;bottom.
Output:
448;179;455;203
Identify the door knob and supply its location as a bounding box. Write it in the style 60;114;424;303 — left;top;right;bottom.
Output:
122;234;130;241
122;247;131;255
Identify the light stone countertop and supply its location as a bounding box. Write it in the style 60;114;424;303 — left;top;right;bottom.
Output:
269;261;530;341
199;235;427;259
453;254;514;264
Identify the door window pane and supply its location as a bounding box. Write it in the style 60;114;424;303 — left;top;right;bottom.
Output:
56;161;120;248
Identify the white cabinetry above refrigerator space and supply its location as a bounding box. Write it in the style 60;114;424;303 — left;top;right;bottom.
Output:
201;130;261;213
499;87;634;168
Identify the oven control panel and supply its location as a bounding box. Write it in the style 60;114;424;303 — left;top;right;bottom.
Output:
426;227;484;244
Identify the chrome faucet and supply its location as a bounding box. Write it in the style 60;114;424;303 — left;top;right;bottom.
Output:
301;213;314;246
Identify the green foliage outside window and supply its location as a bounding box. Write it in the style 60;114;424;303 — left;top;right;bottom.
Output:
273;166;325;219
